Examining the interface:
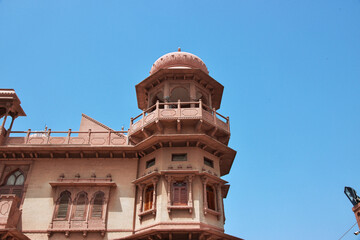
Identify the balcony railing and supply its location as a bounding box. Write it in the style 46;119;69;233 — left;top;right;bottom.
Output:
1;100;229;146
129;100;230;134
3;129;128;146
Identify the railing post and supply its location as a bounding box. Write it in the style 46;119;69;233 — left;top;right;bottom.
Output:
129;117;134;133
25;129;31;144
199;99;202;117
156;100;160;120
67;129;72;144
142;110;145;128
227;117;230;132
88;129;91;144
178;99;181;117
108;129;111;145
46;129;51;144
213;108;217;126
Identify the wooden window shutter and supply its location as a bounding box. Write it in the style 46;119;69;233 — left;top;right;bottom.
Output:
73;192;87;219
144;186;154;211
206;186;216;210
180;186;187;205
57;192;70;219
173;182;187;205
91;192;104;218
173;186;180;205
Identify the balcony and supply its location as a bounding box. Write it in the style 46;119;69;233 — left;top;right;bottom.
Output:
129;100;230;136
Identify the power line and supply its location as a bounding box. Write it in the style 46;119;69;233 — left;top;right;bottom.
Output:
338;222;358;240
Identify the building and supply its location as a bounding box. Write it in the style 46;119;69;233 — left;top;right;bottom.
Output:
0;49;242;240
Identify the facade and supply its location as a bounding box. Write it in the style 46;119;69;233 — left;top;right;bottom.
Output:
0;50;242;240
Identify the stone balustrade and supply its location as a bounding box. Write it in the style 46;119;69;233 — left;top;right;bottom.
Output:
129;100;230;134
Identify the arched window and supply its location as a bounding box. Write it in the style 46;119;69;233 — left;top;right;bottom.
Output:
72;192;88;220
170;87;190;103
91;191;104;218
150;91;164;109
56;191;71;219
0;170;25;198
206;185;216;211
172;181;187;205
144;185;154;211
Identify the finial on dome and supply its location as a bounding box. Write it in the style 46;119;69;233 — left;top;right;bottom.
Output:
178;47;181;52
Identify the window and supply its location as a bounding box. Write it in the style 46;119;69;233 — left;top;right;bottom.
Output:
144;185;154;211
165;174;194;213
172;154;187;162
201;176;221;218
146;158;156;169
204;157;214;168
72;192;88;220
172;181;187;205
135;175;159;219
206;185;216;211
91;191;104;218
0;170;25;199
49;177;114;237
56;191;71;219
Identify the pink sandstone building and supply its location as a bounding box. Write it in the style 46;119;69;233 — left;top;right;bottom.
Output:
0;50;242;240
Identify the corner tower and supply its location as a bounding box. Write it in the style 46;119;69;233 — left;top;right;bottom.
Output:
126;49;241;240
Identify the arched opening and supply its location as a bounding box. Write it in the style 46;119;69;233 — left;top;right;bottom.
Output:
196;91;210;111
56;191;71;219
150;91;164;109
169;87;190;108
91;191;105;218
72;192;88;220
170;87;190;102
0;169;25;199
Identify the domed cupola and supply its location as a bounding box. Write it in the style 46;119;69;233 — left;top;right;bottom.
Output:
150;48;209;75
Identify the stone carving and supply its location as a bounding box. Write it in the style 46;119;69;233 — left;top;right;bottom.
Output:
181;109;198;116
6;137;25;145
28;137;44;144
70;138;85;144
111;137;126;145
0;201;10;215
91;138;106;145
49;137;65;144
161;110;176;117
145;113;155;122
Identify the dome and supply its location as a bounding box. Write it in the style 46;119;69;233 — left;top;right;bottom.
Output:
150;49;209;75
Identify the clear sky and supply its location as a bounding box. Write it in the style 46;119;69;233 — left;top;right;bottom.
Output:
1;1;360;239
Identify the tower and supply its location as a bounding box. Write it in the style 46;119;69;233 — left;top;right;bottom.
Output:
124;49;240;240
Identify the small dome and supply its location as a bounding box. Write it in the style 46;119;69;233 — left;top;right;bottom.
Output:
150;49;209;75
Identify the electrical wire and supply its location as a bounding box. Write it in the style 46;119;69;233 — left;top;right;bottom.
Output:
338;222;358;240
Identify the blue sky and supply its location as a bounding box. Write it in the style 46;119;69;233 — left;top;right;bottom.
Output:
1;1;360;239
